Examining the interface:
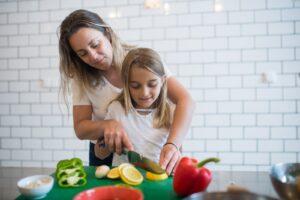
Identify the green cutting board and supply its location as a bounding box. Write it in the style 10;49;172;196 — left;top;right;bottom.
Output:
16;166;181;200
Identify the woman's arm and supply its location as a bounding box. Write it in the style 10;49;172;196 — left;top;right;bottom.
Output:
159;76;196;174
166;76;195;147
73;105;103;140
73;105;133;153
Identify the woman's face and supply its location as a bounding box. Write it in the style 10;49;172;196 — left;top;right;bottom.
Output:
69;27;113;71
129;66;164;109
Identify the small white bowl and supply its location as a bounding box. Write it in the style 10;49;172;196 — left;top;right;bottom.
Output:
17;175;54;199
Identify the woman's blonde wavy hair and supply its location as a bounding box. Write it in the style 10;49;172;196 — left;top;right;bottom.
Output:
58;9;132;103
117;48;171;129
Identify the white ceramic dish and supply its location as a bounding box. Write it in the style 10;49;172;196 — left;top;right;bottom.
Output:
17;175;54;199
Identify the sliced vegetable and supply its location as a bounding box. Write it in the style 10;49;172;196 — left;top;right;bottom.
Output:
56;166;85;179
56;158;83;171
58;175;87;187
56;158;87;188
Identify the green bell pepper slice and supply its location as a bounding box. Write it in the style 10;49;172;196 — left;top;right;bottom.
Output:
58;175;87;187
56;158;83;171
56;158;87;188
56;166;85;180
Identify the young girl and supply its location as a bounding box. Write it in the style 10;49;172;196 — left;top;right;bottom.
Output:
95;48;177;168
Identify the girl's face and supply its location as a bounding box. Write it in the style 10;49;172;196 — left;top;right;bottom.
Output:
69;27;113;71
129;66;164;109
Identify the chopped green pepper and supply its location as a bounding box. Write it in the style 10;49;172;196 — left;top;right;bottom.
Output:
56;158;87;187
56;158;83;171
58;174;87;187
56;166;86;180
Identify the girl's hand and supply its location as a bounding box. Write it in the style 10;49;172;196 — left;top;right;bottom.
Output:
103;119;134;155
159;143;181;175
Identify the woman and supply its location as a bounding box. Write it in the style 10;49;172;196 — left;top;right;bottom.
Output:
58;9;195;174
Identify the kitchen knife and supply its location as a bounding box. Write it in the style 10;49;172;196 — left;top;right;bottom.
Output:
96;140;166;174
123;149;166;174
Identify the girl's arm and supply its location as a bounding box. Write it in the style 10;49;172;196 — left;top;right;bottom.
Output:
73;105;133;154
159;76;196;174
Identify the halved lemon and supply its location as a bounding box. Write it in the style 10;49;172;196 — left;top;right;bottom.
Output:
120;165;143;186
107;167;120;179
145;171;168;181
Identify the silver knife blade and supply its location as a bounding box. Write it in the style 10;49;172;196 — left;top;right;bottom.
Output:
123;149;165;174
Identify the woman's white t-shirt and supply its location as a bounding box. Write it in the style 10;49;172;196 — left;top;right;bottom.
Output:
72;77;122;121
72;77;122;144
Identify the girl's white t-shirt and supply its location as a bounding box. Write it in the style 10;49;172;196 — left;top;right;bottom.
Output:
105;101;173;165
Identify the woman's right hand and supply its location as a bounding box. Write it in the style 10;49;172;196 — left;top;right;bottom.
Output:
103;119;134;155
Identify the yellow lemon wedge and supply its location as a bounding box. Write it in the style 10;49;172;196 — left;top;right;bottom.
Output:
145;171;168;181
120;165;143;186
107;167;120;179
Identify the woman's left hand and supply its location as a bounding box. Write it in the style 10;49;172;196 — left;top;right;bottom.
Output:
159;143;181;175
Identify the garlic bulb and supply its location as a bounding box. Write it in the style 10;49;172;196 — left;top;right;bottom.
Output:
95;165;110;179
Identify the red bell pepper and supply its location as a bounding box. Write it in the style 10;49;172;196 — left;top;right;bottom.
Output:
173;157;220;197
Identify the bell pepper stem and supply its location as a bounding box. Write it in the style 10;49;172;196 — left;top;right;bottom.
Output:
197;157;220;168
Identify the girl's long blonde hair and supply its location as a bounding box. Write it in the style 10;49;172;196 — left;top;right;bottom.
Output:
117;48;171;129
58;9;132;102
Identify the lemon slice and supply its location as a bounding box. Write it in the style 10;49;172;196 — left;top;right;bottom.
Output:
120;165;143;186
107;167;120;179
118;163;133;174
145;171;168;181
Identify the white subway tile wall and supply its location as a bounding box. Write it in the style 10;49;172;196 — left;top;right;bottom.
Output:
0;0;299;171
